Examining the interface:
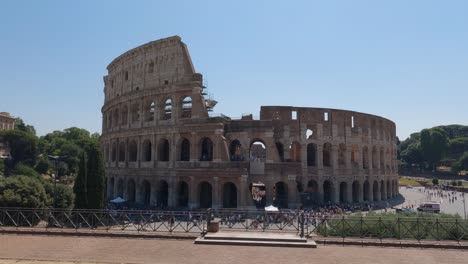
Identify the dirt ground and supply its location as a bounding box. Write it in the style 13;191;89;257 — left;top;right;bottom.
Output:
1;234;467;264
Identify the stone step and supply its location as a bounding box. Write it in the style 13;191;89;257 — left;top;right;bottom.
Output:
203;233;307;243
194;237;317;248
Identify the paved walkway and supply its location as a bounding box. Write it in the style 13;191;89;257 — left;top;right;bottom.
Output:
1;234;468;264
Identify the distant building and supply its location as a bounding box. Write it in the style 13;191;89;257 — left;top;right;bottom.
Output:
0;112;15;159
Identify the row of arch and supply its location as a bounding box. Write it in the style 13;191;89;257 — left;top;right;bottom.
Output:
104;95;193;130
106;137;214;162
108;178;238;208
107;177;398;208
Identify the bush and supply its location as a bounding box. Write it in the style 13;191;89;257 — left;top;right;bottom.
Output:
34;157;51;175
0;175;48;208
44;182;74;209
0;159;5;176
14;163;40;178
432;178;439;186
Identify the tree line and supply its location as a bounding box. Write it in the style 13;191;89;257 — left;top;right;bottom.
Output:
0;118;105;209
399;124;468;173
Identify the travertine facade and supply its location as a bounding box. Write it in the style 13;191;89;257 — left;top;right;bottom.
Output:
101;36;399;209
0;112;15;158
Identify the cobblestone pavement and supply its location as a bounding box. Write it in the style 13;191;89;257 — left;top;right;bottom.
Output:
1;234;468;264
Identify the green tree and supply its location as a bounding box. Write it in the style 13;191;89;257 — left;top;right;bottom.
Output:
34;157;51;174
0;129;38;167
14;163;40;178
432;178;439;186
73;152;88;209
420;129;448;169
44;183;74;209
86;144;105;209
0;175;48;208
14;118;36;135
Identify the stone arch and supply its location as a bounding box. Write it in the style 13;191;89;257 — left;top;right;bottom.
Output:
303;180;320;206
274;182;288;208
372;146;378;168
230;139;243;161
179;138;190;161
289;141;301;162
380;147;385;169
113;109;119;128
249;139;266;162
351;144;359;165
200;137;213;161
223;182;238;208
128;140;138;162
140;180;151;206
373;181;379;201
380;180;386;200
307;143;316;166
117;178;124;198
131;103;139;123
121;105;128;125
181;96;192;118
323;180;334;203
109;177;115;199
338;143;346;165
118;141;126;162
177;181;189;208
144;100;155;122
362;146;369;169
276;142;285;162
352;181;360;203
157;180;169;208
164;98;172;120
387;180;391;199
142;139;152;162
127;179;136;203
363;180;370;201
111;142;117;162
158;138;170;161
323;143;332;167
198;181;212;208
339;182;348;203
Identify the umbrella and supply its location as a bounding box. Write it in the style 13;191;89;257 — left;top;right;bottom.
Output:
265;205;279;212
110;197;126;203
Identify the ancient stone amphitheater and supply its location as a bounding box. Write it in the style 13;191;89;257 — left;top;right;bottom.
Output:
101;36;399;209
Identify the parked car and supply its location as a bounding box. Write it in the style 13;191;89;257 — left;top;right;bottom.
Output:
417;202;441;213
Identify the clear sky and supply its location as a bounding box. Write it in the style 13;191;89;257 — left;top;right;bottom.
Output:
1;0;467;140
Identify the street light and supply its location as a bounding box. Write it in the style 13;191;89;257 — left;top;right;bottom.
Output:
48;155;63;208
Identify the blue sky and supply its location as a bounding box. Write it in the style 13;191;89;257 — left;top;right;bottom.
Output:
1;0;467;140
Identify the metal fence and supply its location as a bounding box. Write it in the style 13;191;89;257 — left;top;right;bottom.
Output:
1;207;468;242
0;207;206;234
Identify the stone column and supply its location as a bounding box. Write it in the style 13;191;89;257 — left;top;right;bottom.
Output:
331;145;338;174
188;177;198;209
346;182;353;203
150;181;158;206
213;177;221;208
239;175;250;209
317;144;323;169
287;175;299;209
190;132;198;162
168;179;176;208
358;181;364;203
139;98;144;127
127;101;131;128
333;181;340;203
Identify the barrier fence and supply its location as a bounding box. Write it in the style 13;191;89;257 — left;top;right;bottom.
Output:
1;207;468;242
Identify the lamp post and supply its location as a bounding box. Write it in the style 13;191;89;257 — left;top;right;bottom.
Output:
48;155;62;208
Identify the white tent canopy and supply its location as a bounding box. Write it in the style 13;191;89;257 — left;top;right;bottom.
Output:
265;205;279;212
110;197;126;204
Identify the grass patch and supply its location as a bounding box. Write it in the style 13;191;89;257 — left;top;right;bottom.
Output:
399;177;422;186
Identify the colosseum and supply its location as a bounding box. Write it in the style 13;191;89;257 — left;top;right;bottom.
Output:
101;36;399;209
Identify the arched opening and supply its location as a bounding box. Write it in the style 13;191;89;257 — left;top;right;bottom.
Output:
107;113;112;129
338;143;346;166
380;180;386;200
180;138;190;161
118;142;125;162
105;144;110;162
386;148;391;170
230;140;243;161
157;180;169;208
323;143;332;167
131;103;139;124
307;143;316;166
339;182;347;203
111;142;117;162
164;98;172;120
289;142;301;162
274;182;288;208
177;181;189;208
121;105;128;126
181;96;192;118
117;178;124;198
128;140;137;162
380;147;385;169
142;140;152;162
351;145;359;165
145;100;155;122
141;180;151;206
373;181;379;201
372;146;378;168
223;182;237;208
113;110;119;128
352;181;360;203
127;179;136;203
199;181;212;208
323;180;333;203
158;139;170;161
363;180;370;201
250;140;266;162
109;178;115;199
200;137;213;161
362;146;369;169
387;180;391;199
302;180;319;206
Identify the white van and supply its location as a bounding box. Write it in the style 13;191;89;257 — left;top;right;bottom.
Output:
417;202;441;213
